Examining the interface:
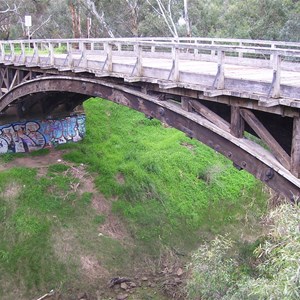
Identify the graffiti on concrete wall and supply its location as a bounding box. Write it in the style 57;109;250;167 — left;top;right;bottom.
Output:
0;114;86;154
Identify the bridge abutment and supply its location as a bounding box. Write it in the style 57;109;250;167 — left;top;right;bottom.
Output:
0;112;86;154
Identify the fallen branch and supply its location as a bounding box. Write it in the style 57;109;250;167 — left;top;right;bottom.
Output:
36;289;55;300
108;277;131;288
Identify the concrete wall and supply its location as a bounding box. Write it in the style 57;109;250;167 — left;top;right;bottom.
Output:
0;114;86;153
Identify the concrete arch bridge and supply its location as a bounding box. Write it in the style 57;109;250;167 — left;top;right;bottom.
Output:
1;37;300;199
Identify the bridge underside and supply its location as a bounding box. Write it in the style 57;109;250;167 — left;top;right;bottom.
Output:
0;65;299;200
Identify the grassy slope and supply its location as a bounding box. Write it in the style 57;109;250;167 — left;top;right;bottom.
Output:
64;98;267;249
0;97;267;298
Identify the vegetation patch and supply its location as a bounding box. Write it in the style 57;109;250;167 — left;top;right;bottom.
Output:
186;203;300;300
63;98;267;252
0;165;133;299
0;98;268;299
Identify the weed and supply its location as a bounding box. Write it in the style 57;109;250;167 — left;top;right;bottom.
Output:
0;152;24;163
28;148;50;157
93;214;106;224
48;163;69;173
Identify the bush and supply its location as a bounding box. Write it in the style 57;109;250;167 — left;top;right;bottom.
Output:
186;235;238;299
233;204;300;300
186;204;300;300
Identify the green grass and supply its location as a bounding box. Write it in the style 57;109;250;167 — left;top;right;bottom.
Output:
0;168;69;294
63;98;267;251
0;166;130;298
0;97;268;298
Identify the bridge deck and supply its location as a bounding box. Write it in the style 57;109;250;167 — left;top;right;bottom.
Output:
92;54;300;86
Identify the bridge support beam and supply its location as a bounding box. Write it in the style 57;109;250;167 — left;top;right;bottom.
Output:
240;108;291;171
291;117;300;178
230;106;244;138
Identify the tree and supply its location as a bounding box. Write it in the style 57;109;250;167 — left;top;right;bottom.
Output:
0;0;299;40
81;0;114;38
146;0;180;37
186;204;300;300
0;0;20;39
183;0;191;36
68;0;82;38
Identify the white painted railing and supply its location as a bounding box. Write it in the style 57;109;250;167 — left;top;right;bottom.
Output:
2;37;300;67
1;37;300;99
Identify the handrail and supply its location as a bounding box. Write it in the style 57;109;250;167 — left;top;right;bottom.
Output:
1;37;300;100
2;38;300;57
3;36;300;47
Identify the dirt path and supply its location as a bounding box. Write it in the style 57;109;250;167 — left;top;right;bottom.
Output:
0;149;66;171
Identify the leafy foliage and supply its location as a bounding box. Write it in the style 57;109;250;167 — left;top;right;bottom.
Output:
186;235;237;299
3;0;300;40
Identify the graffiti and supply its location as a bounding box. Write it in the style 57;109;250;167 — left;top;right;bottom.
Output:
0;114;86;154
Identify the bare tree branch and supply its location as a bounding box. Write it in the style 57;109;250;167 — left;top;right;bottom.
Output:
0;3;17;14
81;0;115;38
30;15;52;37
146;0;178;37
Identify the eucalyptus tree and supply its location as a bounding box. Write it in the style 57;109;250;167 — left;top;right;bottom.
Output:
1;0;300;40
0;0;22;39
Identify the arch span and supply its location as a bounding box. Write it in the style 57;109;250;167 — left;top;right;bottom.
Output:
1;76;299;199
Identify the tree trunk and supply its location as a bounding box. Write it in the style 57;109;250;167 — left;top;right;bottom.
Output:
184;0;191;37
69;2;81;38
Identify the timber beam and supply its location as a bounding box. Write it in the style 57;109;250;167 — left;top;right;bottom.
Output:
240;108;291;170
291;117;300;178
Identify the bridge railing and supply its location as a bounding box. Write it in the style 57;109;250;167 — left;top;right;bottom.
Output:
2;37;300;64
2;38;300;98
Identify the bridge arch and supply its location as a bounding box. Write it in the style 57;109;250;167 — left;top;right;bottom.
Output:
1;75;299;199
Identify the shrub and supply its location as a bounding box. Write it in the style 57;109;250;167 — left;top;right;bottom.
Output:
234;204;300;300
186;204;300;300
186;235;238;299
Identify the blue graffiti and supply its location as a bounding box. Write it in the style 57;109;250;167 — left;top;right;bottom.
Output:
0;114;86;154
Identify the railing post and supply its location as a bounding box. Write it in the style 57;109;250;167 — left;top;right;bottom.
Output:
79;41;84;52
216;50;225;89
271;53;281;98
20;42;26;64
81;42;87;68
67;42;74;68
194;41;199;55
172;45;179;81
117;43;121;52
238;41;243;58
211;40;216;58
0;42;4;62
49;42;54;65
10;43;15;62
270;42;275;62
34;42;40;64
104;42;113;72
134;44;143;76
